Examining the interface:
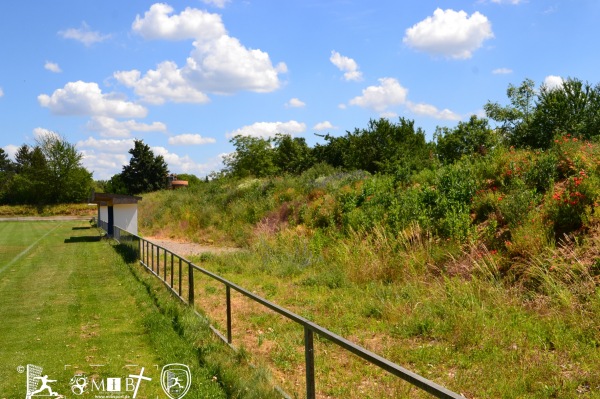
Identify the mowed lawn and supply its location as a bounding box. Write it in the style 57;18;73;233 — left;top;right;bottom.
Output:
0;221;225;399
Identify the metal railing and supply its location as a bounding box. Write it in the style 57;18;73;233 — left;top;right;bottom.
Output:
109;225;464;399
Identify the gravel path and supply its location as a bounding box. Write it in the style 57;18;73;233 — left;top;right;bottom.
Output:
144;237;241;258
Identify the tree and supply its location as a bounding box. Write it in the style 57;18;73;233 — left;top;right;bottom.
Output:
0;148;14;201
1;135;92;205
529;78;600;147
484;78;536;146
223;135;278;178
121;139;169;194
36;133;93;203
0;148;12;173
273;134;314;174
435;115;498;164
104;173;128;194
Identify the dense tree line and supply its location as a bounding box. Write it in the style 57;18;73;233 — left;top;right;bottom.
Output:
0;133;93;205
224;77;600;179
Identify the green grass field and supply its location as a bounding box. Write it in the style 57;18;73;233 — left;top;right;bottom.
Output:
0;221;230;399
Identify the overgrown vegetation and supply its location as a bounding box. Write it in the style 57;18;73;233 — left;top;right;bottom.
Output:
137;78;600;398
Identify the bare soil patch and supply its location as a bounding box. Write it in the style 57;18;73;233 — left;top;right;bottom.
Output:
144;236;241;258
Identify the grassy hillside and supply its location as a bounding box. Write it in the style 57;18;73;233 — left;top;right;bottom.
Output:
138;138;600;398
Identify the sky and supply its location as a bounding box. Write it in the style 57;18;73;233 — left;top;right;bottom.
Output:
1;0;599;180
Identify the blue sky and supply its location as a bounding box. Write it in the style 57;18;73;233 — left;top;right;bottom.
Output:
1;0;599;180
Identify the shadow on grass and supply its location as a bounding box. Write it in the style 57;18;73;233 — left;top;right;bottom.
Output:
64;236;102;243
72;226;92;230
112;242;140;264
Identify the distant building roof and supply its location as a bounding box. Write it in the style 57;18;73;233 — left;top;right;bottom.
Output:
90;192;142;206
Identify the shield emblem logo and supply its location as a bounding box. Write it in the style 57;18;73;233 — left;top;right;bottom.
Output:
160;364;191;399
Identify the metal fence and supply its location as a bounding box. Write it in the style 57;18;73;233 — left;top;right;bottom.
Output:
109;224;464;399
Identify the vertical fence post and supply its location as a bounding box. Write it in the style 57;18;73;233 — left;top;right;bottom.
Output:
304;326;316;399
178;258;182;297
163;249;167;281
170;253;174;288
226;286;232;344
157;246;160;276
188;262;194;306
151;244;154;272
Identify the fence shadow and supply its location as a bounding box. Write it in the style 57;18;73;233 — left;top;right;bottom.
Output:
64;236;102;243
112;242;140;264
72;226;92;230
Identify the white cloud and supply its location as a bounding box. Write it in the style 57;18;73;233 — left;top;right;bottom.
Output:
286;98;306;108
77;137;136;153
226;120;307;139
403;8;494;59
80;149;130;180
184;35;287;94
313;121;337;131
380;112;399;119
44;61;62;73
132;3;226;41
543;75;564;90
58;22;111;46
330;51;363;81
349;77;408;112
492;68;513;74
115;62;210;104
168;134;216;145
490;0;523;4
3;144;19;160
348;77;460;120
129;3;286;99
86;116;167;138
38;81;147;118
78;137;135;179
201;0;231;9
33;127;60;141
406;102;462;121
0;87;3;98
152;146;222;175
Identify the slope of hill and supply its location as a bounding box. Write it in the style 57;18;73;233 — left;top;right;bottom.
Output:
137;138;600;398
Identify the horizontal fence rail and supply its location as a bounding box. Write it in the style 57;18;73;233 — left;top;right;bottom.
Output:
107;224;464;399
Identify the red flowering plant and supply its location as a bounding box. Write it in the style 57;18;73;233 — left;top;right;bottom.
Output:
543;168;599;235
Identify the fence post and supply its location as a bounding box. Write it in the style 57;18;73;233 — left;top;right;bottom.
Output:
305;326;316;399
163;249;167;281
151;244;154;272
178;258;182;297
188;262;194;306
226;286;232;344
170;253;174;288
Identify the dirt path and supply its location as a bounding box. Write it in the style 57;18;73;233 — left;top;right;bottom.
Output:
144;236;241;258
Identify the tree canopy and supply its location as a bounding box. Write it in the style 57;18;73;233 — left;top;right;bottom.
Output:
485;77;600;149
119;139;169;195
0;133;93;205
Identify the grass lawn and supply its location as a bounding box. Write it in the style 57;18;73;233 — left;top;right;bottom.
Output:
0;221;227;399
